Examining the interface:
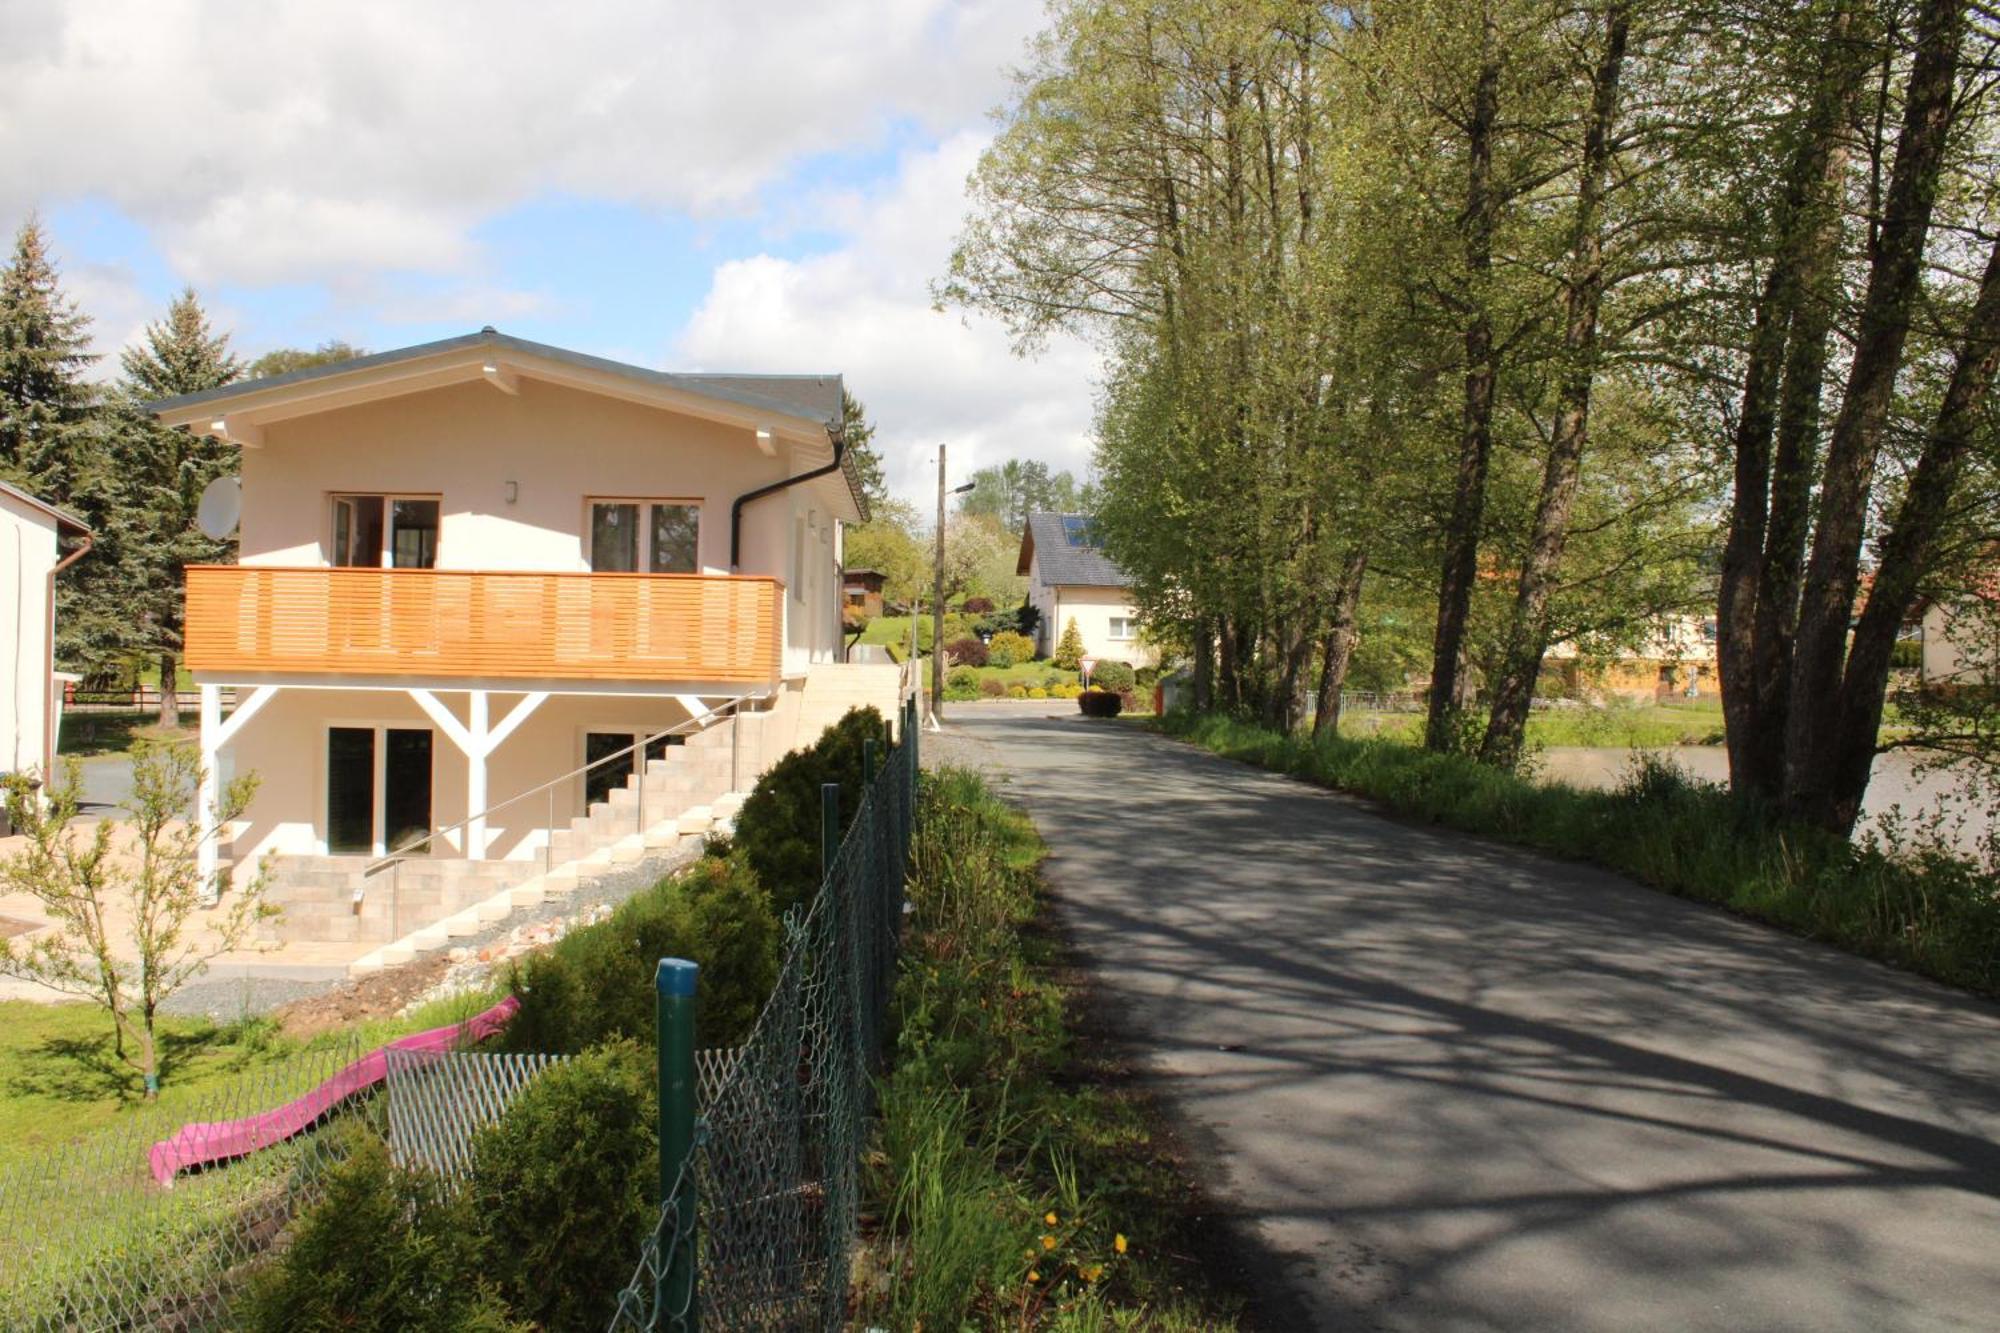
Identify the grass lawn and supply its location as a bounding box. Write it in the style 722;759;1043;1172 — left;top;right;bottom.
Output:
0;990;500;1175
1339;698;1727;749
59;709;198;758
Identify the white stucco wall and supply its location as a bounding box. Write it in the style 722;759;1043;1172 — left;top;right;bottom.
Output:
1044;584;1155;669
0;494;60;778
1923;600;1996;685
236;375;852;668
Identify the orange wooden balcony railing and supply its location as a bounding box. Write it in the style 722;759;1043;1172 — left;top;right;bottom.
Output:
184;566;784;683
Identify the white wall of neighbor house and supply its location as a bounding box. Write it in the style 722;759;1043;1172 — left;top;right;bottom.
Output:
0;496;59;776
217;686;717;873
1044;584;1156;668
1922;600;1996;684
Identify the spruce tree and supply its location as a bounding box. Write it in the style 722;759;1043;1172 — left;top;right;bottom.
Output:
0;217;97;497
106;289;243;725
1054;616;1086;671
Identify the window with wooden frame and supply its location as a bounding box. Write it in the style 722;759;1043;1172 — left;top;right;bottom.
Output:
330;494;441;569
587;499;701;574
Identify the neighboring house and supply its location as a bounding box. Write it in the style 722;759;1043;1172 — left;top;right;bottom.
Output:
1543;614;1719;702
1016;512;1155;668
150;328;899;903
0;480;90;793
842;566;887;620
1919;580;1999;688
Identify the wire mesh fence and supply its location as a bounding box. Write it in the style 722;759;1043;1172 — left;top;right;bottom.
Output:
0;1033;374;1332
608;699;919;1332
383;1047;569;1178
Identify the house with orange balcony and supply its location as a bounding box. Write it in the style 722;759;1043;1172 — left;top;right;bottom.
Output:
150;328;903;967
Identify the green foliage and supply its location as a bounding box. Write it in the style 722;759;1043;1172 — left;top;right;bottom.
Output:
859;768;1236;1329
1087;660;1135;692
957;458;1088;536
841;389;889;509
0;218;97;498
1160;712;2000;996
468;1042;658;1332
988;630;1037;668
945;665;981;701
503;854;779;1054
733;706;891;917
245;341;364;379
239;1133;524;1332
1053;617;1086;671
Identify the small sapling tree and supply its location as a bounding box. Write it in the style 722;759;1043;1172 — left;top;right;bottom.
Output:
0;744;276;1096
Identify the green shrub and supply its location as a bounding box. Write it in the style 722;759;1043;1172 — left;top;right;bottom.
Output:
987;630;1036;669
733;706;890;916
505;853;779;1053
1028;687;1048;699
240;1133;523;1332
945;666;980;702
1078;690;1123;717
469;1042;658;1333
1090;660;1136;692
1007;684;1028;700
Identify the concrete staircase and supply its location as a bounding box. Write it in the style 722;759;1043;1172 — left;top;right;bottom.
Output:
792;662;905;750
254;716;752;976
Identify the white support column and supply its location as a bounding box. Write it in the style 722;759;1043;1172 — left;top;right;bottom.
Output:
466;691;489;860
197;684;222;898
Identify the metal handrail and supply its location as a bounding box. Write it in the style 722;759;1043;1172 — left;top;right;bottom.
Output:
360;693;759;880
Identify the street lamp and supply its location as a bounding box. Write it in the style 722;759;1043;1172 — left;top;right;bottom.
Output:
928;445;976;728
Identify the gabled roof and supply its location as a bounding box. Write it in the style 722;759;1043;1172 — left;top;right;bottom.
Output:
148;327;843;427
147;327;867;521
1016;512;1131;589
0;479;90;536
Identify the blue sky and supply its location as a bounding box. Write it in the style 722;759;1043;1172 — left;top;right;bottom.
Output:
3;1;1100;508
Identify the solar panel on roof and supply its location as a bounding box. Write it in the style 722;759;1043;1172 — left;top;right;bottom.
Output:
1062;517;1099;547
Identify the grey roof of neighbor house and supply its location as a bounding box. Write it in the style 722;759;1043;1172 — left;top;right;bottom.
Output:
1017;512;1132;589
145;327;845;427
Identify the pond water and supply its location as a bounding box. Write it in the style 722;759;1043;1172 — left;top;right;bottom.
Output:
1537;746;1996;855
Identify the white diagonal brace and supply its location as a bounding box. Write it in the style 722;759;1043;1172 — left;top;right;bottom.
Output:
485;691;548;754
211;685;278;749
407;688;475;756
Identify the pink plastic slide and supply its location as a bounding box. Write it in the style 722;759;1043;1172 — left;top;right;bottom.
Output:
148;994;521;1186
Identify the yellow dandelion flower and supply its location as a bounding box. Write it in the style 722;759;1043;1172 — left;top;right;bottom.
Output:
1083;1264;1104;1283
1027;1269;1041;1283
1045;1211;1059;1226
1041;1234;1057;1250
1114;1233;1128;1255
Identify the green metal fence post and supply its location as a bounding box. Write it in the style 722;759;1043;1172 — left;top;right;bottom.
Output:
655;957;699;1329
820;782;840;883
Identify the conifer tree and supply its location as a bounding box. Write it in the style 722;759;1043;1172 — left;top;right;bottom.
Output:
0;217;97;497
105;289;242;725
1054;616;1086;671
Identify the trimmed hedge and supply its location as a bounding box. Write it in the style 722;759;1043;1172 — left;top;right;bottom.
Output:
503;853;779;1054
1078;690;1124;718
1089;660;1136;692
733;706;891;917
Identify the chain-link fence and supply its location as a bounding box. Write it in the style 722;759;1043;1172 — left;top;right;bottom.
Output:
608;697;919;1332
0;1033;374;1331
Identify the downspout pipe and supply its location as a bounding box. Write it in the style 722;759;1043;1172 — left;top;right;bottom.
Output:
44;531;93;786
730;419;846;571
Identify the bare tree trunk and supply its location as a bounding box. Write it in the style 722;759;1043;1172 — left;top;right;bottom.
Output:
1218;614;1242;712
1192;616;1215;711
157;651;179;729
1426;12;1500;754
1784;0;1964;829
1822;234;2000;831
1482;2;1628;771
1717;0;1865;804
1312;549;1369;740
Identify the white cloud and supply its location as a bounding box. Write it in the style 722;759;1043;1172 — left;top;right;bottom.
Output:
675;133;1104;511
0;0;1043;289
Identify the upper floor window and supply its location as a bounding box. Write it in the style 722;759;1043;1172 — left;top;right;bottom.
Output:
1108;615;1138;641
332;494;439;569
589;500;700;574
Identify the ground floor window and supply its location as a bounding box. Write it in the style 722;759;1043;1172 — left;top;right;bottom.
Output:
582;729;682;810
1108;616;1137;641
327;725;433;856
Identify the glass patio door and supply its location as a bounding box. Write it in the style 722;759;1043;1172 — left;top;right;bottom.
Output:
327;726;434;856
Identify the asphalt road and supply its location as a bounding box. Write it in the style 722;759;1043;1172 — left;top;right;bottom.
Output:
938;706;2000;1332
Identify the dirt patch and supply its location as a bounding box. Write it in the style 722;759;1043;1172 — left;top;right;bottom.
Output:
269;955;454;1039
0;915;39;940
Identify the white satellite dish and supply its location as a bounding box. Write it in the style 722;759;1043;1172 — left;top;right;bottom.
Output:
196;476;241;540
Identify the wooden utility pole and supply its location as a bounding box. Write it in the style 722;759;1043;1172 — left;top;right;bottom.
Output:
932;444;948;724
